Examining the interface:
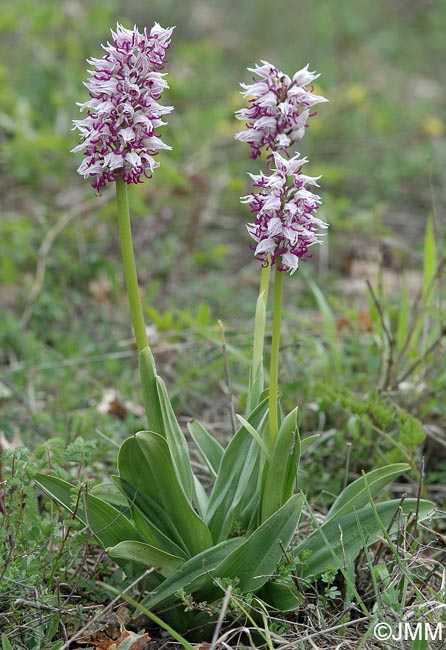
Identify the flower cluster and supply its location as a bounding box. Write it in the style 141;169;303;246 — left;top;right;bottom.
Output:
72;23;174;190
242;152;327;274
235;61;327;160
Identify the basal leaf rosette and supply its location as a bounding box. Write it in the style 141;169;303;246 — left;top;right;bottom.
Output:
72;23;174;190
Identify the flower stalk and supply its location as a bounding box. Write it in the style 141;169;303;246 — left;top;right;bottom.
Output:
116;177;148;353
268;266;284;446
247;261;271;414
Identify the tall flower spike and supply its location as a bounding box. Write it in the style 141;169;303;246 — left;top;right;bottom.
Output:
241;151;328;274
72;23;174;190
235;61;327;159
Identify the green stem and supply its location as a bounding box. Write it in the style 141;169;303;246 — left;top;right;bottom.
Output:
253;263;271;373
268;266;284;447
246;262;271;414
115;177;148;353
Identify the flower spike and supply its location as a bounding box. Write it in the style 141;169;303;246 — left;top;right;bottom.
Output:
72;23;174;190
241;152;328;274
235;61;327;159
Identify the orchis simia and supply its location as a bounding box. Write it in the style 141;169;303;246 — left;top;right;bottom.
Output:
72;23;174;429
235;61;328;442
34;31;436;637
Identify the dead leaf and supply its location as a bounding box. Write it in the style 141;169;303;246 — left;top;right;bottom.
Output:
96;390;145;420
113;631;151;650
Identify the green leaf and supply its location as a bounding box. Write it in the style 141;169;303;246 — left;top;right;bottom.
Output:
300;434;320;454
2;634;12;650
422;217;437;300
89;482;128;508
326;463;410;521
156;377;196;503
139;346;164;435
144;496;303;610
296;498;435;579
193;475;209;519
247;363;265;417
206;398;268;542
214;493;304;592
236;414;269;456
410;218;438;355
140;348;201;509
143;538;244;609
107;541;184;576
117;432;213;557
259;579;304;611
188;419;224;479
261;407;300;522
113;476;189;559
34;474;141;549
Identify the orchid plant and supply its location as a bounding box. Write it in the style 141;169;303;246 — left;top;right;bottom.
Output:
35;24;434;638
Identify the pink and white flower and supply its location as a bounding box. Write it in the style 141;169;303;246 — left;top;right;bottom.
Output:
241;152;327;273
235;61;327;159
72;23;174;190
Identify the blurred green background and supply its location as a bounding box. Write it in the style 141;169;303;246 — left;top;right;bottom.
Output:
1;0;445;444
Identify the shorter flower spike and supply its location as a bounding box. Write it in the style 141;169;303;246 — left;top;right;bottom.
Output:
235;61;327;159
72;23;174;190
241;152;327;273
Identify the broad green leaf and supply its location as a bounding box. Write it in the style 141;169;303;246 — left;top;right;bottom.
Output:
143;538;244;609
156;377;196;502
206;398;268;542
34;474;141;549
261;407;300;522
214;493;304;592
296;498;435;579
89;482;128;508
259;579;304;611
107;540;184;576
139;346;164;435
113;476;189;558
326;463;410;521
118;432;213;556
188;419;224;479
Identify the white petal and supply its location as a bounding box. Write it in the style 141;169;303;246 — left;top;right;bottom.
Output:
255;238;277;255
282;252;299;274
